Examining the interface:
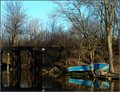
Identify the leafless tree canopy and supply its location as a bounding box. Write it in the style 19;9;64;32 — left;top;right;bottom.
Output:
3;1;26;46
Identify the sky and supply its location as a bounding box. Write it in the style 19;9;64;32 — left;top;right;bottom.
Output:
22;1;56;24
1;1;57;24
1;1;85;30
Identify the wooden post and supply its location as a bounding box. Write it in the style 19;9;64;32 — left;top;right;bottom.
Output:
6;52;10;86
0;49;3;87
17;51;21;87
31;50;35;75
7;52;10;74
15;50;21;88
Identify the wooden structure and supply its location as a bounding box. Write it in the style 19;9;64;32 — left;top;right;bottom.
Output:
0;46;64;90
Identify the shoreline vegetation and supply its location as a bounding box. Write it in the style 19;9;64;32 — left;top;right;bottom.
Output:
1;45;119;79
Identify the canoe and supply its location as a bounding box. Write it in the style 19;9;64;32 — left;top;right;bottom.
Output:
68;63;109;72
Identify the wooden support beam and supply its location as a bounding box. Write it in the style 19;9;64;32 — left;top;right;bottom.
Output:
1;46;64;52
7;52;10;74
14;50;21;88
0;49;3;87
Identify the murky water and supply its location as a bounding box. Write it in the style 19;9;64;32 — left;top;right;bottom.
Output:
1;68;120;91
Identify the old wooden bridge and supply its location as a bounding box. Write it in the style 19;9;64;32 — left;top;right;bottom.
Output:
0;46;65;90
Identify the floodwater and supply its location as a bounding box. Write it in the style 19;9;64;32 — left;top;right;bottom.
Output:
1;68;120;91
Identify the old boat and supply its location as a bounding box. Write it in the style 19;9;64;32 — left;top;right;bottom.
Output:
68;63;109;72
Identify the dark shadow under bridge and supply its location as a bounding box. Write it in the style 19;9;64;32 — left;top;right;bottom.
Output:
0;46;67;91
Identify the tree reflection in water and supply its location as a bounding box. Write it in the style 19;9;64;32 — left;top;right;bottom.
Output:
1;68;119;91
1;65;42;91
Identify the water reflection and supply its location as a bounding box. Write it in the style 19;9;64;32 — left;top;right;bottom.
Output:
41;75;119;91
1;67;42;91
1;68;119;91
68;77;120;91
68;78;109;90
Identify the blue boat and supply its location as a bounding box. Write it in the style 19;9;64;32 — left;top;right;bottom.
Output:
68;63;109;72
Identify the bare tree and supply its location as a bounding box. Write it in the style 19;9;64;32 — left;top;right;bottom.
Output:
3;1;26;46
27;18;44;45
53;0;120;73
104;0;117;72
52;1;100;64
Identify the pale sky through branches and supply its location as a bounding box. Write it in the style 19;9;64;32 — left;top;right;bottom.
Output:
1;1;86;30
1;1;57;24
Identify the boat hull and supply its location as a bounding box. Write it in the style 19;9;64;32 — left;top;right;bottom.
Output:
68;63;109;72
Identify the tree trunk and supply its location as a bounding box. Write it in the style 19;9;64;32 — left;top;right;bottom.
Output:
108;25;114;72
105;0;114;73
